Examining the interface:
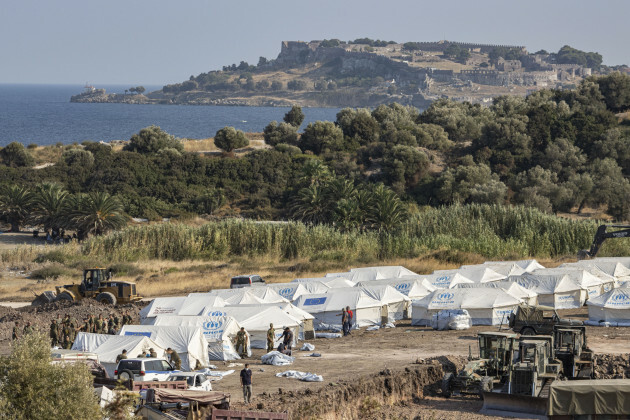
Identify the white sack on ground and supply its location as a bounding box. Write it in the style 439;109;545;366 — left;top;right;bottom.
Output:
430;309;471;330
119;325;209;371
412;288;520;326
276;370;323;382
261;351;295;366
315;332;341;338
294;289;382;330
197;368;235;378
300;343;315;351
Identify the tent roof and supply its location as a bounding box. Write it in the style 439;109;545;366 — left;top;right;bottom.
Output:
483;259;545;272
563;261;630;279
245;287;289;303
151;314;243;342
140;297;188;318
72;333;164;364
208;288;266;305
295;289;382;313
322;277;357;288
358;284;411;304
177;294;227;316
354;277;434;297
413;288;520;310
586;286;630;308
456;280;538;300
462;263;526;277
421;272;474;289
433;267;506;283
532;268;604;288
225;302;315;321
510;273;584;293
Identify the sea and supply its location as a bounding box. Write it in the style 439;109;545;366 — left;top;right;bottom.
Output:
0;84;341;147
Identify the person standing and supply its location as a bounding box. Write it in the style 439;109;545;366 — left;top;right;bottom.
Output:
337;308;348;336
50;319;59;347
23;321;34;335
167;348;182;370
240;363;253;404
12;322;19;341
234;327;248;358
345;306;353;336
95;314;104;334
266;323;275;353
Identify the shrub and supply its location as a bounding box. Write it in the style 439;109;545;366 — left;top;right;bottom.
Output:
30;265;69;280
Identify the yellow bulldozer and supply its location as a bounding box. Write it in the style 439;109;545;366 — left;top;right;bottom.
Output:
32;268;142;306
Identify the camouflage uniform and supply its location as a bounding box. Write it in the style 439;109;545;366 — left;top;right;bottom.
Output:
235;329;248;358
266;326;275;352
11;324;19;341
168;350;182;370
50;320;59;347
23;323;34;335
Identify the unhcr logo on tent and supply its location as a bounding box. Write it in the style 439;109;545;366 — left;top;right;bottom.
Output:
437;292;454;300
208;311;226;317
279;288;293;297
613;294;629;301
395;283;410;292
204;319;224;331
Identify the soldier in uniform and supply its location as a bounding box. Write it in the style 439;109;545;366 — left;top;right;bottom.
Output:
62;320;71;349
95;314;104;334
23;321;34;335
166;348;182;370
116;349;128;363
266;323;275;352
12;322;19;341
234;327;248;358
113;314;120;330
149;348;157;358
88;315;95;333
50;319;59;347
123;311;132;326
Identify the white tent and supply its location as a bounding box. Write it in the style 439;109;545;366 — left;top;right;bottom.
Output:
355;277;435;300
455;281;538;306
463;263;526;277
357;285;411;321
72;333;165;376
587;286;630;324
484;260;546;272
422;272;474;289
266;283;315;301
119;325;210;371
207;288;266;305
245;287;290;303
510;273;587;309
532;268;606;300
150;315;248;360
411;288;521;326
176;294;227;316
323;266;418;283
294;276;356;288
140;297;187;323
226;302;315;340
322;277;357;288
589;257;630;269
294;290;382;330
433;267;506;283
562;261;630;286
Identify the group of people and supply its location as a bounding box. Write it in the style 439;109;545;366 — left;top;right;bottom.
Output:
338;306;354;336
11;321;34;341
115;347;183;370
44;311;134;349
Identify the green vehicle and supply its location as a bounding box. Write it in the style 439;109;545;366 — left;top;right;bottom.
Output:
442;331;518;398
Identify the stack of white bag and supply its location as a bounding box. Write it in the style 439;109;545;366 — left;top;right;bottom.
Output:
430;309;471;330
276;371;323;382
261;351;295;366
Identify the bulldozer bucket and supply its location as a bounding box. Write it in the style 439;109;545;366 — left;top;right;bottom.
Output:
481;392;547;417
31;291;57;306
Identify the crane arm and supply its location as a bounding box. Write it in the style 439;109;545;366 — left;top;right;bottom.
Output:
578;225;630;259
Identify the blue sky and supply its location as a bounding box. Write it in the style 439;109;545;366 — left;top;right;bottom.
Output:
1;0;628;85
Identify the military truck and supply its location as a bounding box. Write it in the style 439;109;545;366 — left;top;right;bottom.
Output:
32;268;142;306
482;335;563;415
442;331;518;398
553;325;593;379
508;304;582;335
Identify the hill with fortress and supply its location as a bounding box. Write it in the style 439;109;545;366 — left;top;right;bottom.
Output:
72;39;625;108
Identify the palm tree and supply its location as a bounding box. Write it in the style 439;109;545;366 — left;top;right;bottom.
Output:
31;183;69;233
297;159;332;187
367;184;408;232
0;185;33;232
290;185;329;224
68;192;128;239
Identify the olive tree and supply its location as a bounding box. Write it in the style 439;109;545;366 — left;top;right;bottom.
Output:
123;125;184;154
213;126;249;153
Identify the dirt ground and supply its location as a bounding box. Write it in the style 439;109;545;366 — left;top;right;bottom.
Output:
1;301;627;419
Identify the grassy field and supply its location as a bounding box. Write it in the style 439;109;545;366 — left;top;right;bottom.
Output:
1;204;622;301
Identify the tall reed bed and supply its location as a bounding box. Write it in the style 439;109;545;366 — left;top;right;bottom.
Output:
77;205;621;264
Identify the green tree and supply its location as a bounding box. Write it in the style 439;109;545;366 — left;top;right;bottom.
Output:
336;108;380;145
592;72;630;113
67;192;128;238
263;121;298;146
213;127;249;153
62;148;94;167
296;159;332;187
382;145;429;192
0;142;35;167
0;185;33;232
31;183;69;232
123;126;184;154
271;80;283;91
290;184;329;224
300;121;344;154
0;332;101;419
283;105;305;128
367;184;408;232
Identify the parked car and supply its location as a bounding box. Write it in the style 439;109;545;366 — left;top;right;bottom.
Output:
167;372;212;391
115;358;177;381
230;274;265;289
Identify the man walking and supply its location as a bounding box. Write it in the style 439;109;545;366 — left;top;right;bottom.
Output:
266;323;275;353
240;363;253;404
